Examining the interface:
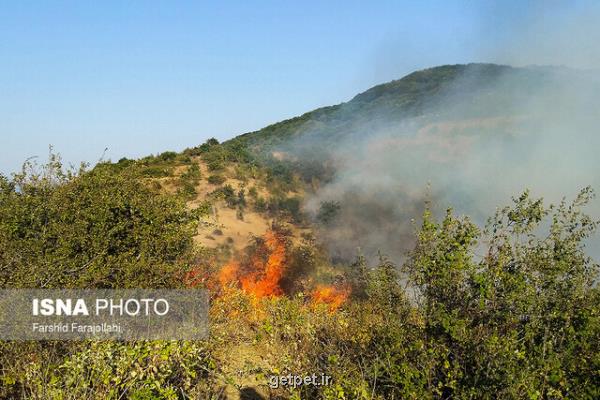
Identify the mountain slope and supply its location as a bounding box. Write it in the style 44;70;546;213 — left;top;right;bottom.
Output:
214;62;600;262
229;63;590;155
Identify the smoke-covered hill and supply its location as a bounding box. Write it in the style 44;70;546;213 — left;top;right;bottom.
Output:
227;63;600;262
232;63;598;153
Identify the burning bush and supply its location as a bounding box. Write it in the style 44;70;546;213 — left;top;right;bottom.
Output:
213;229;351;313
217;229;287;299
311;284;350;311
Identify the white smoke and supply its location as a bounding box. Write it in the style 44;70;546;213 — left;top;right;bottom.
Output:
278;64;600;262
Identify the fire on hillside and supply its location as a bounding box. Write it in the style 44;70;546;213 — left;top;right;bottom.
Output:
186;229;350;312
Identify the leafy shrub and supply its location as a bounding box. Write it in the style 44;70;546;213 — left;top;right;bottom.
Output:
207;174;226;185
208;184;242;211
178;164;202;200
207;159;225;171
254;196;267;212
182;163;201;181
0;155;196;289
317;200;341;224
3;340;219;399
269;195;303;222
179;179;197;199
157;151;178;162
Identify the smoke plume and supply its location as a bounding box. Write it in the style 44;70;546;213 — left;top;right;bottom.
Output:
275;64;600;263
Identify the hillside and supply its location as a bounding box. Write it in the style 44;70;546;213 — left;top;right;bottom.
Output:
230;63;592;156
214;63;600;262
2;63;599;399
96;63;600;264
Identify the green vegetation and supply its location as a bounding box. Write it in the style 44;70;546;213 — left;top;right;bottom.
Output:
317;201;341;225
230;64;512;153
1;64;600;398
225;63;581;189
0;155;197;289
178;163;202;200
230;189;598;399
0;155;218;399
269;195;303;223
207;174;226;185
0;154;597;398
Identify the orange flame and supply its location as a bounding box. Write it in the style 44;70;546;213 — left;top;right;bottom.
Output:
239;230;285;298
311;285;350;311
217;230;286;300
218;260;240;288
214;230;350;313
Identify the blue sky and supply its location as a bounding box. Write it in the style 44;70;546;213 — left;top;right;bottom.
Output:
1;1;598;174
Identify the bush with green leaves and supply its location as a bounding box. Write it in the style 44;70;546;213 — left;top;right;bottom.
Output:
298;188;600;399
0;155;197;289
178;163;202;200
317;201;341;225
2;340;219;400
207;174;226;185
